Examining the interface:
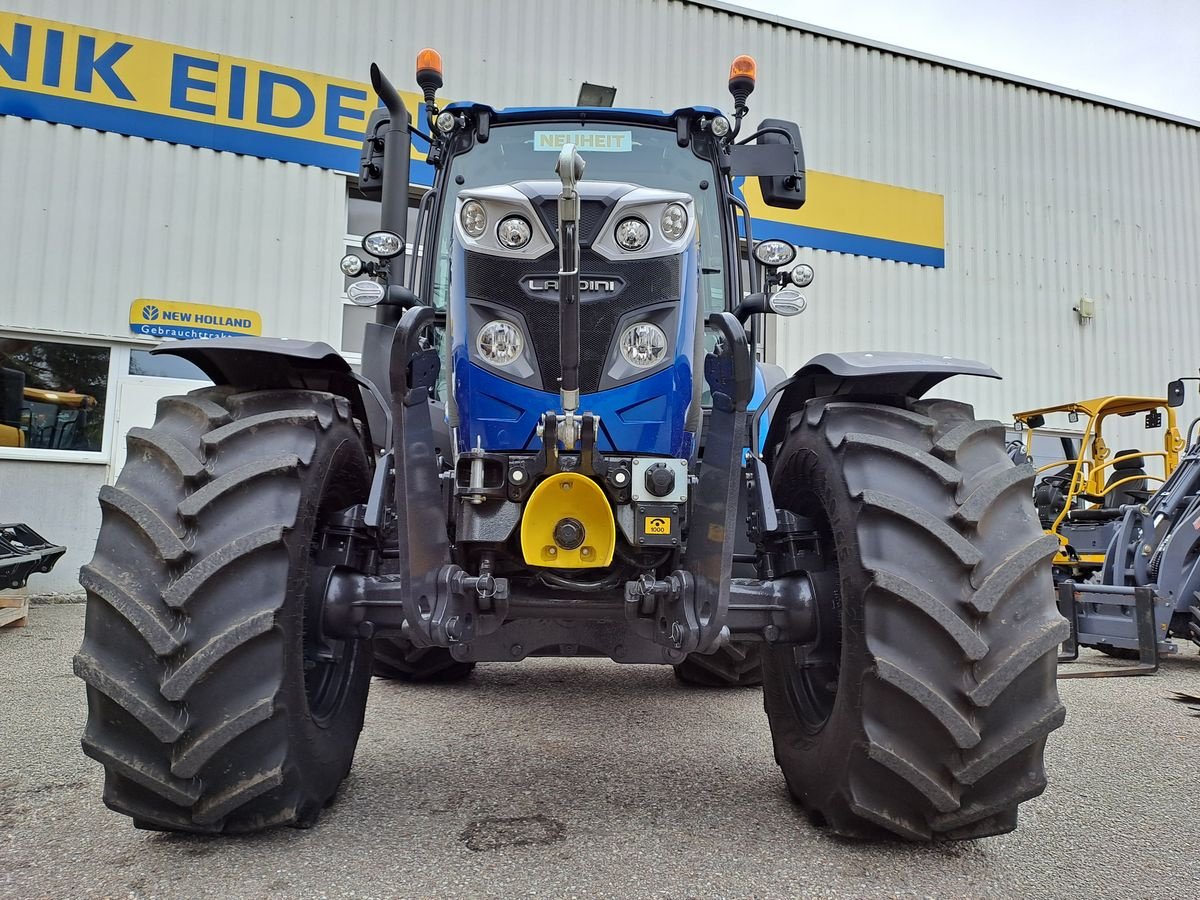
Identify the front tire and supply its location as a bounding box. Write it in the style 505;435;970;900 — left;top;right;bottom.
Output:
762;397;1068;841
76;387;373;833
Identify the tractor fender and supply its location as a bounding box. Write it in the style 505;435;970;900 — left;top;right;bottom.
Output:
761;351;999;465
152;337;383;448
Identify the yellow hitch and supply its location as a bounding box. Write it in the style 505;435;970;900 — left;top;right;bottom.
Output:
520;472;615;568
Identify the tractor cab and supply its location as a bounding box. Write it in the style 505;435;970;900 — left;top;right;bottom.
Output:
1013;395;1183;579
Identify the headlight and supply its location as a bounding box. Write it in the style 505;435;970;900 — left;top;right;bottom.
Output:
710;115;731;137
340;254;364;277
436;111;457;134
496;216;532;249
460;200;487;238
476;320;523;367
619;322;667;368
614;217;650;251
660;203;688;241
753;239;796;267
363;230;403;259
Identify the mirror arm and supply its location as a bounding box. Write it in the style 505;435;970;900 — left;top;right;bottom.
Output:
733;292;768;324
735;126;796;147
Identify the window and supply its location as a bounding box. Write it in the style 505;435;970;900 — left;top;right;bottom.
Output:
1;338;111;453
129;350;210;381
340;183;424;356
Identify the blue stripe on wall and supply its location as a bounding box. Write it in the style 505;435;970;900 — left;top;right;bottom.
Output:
742;216;945;268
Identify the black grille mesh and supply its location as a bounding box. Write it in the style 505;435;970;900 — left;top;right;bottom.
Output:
533;199;611;246
465;249;679;393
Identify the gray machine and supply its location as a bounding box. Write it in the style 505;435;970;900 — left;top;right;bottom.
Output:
1061;377;1200;673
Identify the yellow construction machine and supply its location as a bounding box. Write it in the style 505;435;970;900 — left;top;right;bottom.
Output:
1;368;97;450
1012;395;1182;583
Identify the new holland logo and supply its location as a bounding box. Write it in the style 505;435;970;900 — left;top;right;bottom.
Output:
141;305;161;321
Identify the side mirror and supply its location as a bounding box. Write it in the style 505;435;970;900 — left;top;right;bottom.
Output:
357;107;390;201
1167;379;1186;407
756;118;805;210
1027;414;1046;429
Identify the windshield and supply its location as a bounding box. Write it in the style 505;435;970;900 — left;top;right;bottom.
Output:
427;121;726;313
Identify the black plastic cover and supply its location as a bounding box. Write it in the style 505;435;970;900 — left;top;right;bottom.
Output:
756;118;806;210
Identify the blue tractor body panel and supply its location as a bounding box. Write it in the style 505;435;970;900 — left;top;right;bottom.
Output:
449;213;702;459
453;360;693;456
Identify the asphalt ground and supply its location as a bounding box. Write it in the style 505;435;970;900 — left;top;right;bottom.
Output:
1;603;1198;900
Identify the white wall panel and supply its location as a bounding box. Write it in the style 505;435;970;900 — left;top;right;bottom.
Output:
1;0;1197;428
0;117;346;343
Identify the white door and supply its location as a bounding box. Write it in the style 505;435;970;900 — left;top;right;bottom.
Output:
108;375;210;483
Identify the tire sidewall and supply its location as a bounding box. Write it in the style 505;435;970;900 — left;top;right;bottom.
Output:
762;419;871;816
277;419;374;820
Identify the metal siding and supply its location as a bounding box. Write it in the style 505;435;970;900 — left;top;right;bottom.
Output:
0;116;345;342
0;0;1196;427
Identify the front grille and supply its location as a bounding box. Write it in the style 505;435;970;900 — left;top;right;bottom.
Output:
464;249;679;393
532;199;611;246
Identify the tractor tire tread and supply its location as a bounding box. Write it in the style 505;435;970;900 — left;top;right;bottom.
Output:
77;387;372;833
762;396;1065;841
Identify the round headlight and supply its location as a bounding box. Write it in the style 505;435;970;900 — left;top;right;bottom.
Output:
660;203;688;241
614;217;650;252
363;230;403;259
460;200;487;238
753;239;797;267
619;322;668;369
710;115;731;137
789;263;814;288
436;111;457;134
340;254;364;277
476;320;523;367
497;216;532;249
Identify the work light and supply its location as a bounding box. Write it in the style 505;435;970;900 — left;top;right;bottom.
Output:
363;230;403;258
461;200;487;238
753;239;796;267
660;203;688;241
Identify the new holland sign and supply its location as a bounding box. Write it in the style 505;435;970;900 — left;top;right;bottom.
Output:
129;299;262;340
0;11;944;267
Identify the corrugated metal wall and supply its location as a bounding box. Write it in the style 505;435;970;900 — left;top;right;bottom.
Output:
0;116;345;343
4;0;1198;423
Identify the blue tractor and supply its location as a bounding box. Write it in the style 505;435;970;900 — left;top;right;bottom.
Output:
76;51;1067;840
